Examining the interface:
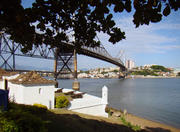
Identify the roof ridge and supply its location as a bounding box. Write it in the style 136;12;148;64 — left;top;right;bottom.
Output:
10;71;56;85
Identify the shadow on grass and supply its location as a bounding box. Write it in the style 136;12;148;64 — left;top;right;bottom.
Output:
41;110;171;132
5;103;172;132
43;111;135;132
145;127;171;132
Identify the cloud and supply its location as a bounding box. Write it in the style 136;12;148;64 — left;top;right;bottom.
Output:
97;16;180;57
79;13;180;68
151;23;180;30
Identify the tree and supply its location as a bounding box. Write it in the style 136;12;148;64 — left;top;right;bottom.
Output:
0;0;180;52
150;65;169;72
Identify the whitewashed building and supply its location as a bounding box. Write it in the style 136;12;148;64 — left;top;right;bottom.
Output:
1;71;55;109
68;86;109;117
0;69;18;90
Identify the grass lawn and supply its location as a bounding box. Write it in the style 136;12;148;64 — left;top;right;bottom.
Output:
1;103;139;132
3;103;172;132
43;109;139;132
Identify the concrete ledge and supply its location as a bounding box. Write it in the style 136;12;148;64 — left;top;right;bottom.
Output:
60;86;109;117
71;104;108;117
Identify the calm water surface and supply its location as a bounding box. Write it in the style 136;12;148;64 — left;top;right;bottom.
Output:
57;78;180;128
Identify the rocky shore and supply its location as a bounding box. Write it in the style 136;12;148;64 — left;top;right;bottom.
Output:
126;113;180;132
107;107;180;132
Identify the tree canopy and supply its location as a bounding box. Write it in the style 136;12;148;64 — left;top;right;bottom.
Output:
0;0;180;52
150;65;170;72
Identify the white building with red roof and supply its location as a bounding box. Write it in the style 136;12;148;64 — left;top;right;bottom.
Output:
1;71;55;109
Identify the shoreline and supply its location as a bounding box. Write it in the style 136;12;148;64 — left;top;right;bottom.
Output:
108;107;180;132
127;113;180;132
126;75;180;79
76;76;180;79
126;113;180;132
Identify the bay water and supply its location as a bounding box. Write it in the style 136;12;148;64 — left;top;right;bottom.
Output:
57;78;180;128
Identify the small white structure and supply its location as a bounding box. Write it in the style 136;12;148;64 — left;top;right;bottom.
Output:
0;69;18;90
3;71;55;109
68;86;108;117
1;74;19;90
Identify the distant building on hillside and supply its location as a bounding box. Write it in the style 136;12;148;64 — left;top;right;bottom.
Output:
174;68;180;76
143;64;157;69
125;60;135;69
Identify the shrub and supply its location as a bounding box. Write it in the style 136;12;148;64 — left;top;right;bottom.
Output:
33;103;48;110
0;118;18;132
105;106;112;117
0;103;48;132
120;116;141;131
55;96;69;108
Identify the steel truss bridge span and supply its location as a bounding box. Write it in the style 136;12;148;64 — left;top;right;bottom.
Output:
0;33;126;76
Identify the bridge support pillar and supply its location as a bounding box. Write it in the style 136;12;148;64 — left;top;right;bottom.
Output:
119;67;124;79
54;48;58;88
72;49;80;91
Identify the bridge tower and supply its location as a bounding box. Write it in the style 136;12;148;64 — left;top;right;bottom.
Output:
72;49;80;91
0;33;76;88
53;47;74;87
53;48;80;90
0;33;17;70
119;67;126;78
116;49;126;78
1;33;127;87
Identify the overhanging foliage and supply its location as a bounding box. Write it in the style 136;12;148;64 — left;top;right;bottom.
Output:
0;0;179;52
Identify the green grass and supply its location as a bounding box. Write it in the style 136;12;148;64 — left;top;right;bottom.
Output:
0;103;145;132
0;103;47;132
120;116;141;131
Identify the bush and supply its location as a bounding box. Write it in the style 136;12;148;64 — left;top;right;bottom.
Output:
0;103;48;132
55;96;69;108
0;118;18;132
119;116;141;131
33;103;48;110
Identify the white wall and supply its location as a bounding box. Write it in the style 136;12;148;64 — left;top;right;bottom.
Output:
72;104;108;117
0;80;3;90
0;74;55;109
68;86;109;117
8;82;55;109
1;74;19;90
8;82;24;103
22;85;55;109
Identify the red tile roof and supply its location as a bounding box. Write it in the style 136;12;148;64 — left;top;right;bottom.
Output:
10;71;56;85
0;69;17;80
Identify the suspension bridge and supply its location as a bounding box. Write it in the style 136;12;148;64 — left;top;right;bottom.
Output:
0;33;126;89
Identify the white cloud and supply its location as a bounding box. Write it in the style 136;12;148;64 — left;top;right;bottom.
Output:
97;16;180;57
81;13;180;69
151;23;180;30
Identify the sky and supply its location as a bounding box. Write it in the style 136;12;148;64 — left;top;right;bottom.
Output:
1;0;180;71
96;11;180;69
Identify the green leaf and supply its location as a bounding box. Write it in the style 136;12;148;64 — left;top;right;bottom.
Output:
163;4;171;16
125;0;131;12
